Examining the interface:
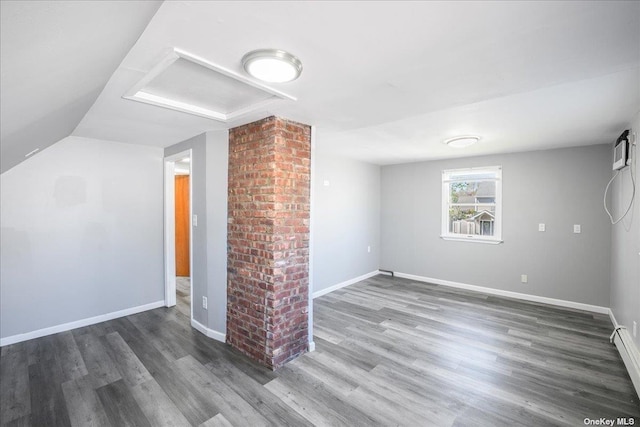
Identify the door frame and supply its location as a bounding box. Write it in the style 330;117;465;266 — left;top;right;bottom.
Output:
164;149;193;322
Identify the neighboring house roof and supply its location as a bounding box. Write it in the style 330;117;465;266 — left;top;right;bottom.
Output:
469;210;495;221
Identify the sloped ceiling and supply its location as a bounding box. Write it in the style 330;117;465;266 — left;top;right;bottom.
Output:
0;0;161;173
2;1;639;170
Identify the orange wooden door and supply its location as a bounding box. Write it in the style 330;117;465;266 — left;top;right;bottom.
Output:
175;175;190;277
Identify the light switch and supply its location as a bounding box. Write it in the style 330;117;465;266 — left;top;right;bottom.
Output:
193;214;198;227
538;223;545;232
323;180;330;187
573;224;581;234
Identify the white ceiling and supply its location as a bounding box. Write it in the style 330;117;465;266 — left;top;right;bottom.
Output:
2;1;639;170
0;0;162;173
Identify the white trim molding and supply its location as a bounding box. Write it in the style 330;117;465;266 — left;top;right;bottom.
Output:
163;157;178;308
123;48;296;123
394;272;609;314
312;270;380;299
164;149;195;327
0;300;165;347
191;319;226;343
608;310;640;398
609;309;620;329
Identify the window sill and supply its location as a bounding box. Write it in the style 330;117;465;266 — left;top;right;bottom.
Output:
440;235;503;245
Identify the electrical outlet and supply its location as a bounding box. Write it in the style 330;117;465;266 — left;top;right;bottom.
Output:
521;274;528;283
634;321;637;338
202;296;207;309
367;245;371;253
538;223;545;232
573;224;581;234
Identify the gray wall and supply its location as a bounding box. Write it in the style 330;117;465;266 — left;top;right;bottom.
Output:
0;136;164;339
610;111;640;351
164;131;228;336
381;144;612;307
205;131;228;336
312;146;381;294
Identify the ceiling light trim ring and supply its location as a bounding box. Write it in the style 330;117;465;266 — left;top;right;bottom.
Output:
444;135;480;148
242;49;303;83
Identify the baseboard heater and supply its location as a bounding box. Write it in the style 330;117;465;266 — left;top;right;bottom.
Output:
610;326;640;398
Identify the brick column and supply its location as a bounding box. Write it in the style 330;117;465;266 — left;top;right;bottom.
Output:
227;116;311;369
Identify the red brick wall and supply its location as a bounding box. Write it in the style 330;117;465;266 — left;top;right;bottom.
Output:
227;116;311;369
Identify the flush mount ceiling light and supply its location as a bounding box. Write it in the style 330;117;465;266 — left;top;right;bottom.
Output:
242;49;302;83
444;136;480;148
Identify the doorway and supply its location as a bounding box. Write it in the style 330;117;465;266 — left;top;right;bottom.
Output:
164;150;193;321
174;160;190;317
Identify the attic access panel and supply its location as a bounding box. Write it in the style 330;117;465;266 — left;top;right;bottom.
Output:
123;48;296;122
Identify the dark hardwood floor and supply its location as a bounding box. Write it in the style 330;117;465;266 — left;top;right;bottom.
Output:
1;275;638;426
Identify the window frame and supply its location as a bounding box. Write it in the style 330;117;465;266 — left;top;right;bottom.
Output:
441;166;503;244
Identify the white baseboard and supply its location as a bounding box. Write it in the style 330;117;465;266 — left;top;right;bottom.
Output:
0;300;165;347
394;272;610;314
191;319;226;343
312;270;380;299
192;320;310;350
608;309;619;328
611;324;640;398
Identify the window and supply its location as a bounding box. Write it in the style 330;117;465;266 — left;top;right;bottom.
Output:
442;166;502;243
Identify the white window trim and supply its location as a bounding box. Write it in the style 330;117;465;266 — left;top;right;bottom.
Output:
441;166;503;244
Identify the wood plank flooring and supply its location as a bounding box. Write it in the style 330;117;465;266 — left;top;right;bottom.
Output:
1;275;638;426
176;276;191;318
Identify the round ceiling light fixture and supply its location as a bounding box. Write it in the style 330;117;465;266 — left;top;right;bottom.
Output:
242;49;302;83
444;135;480;148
